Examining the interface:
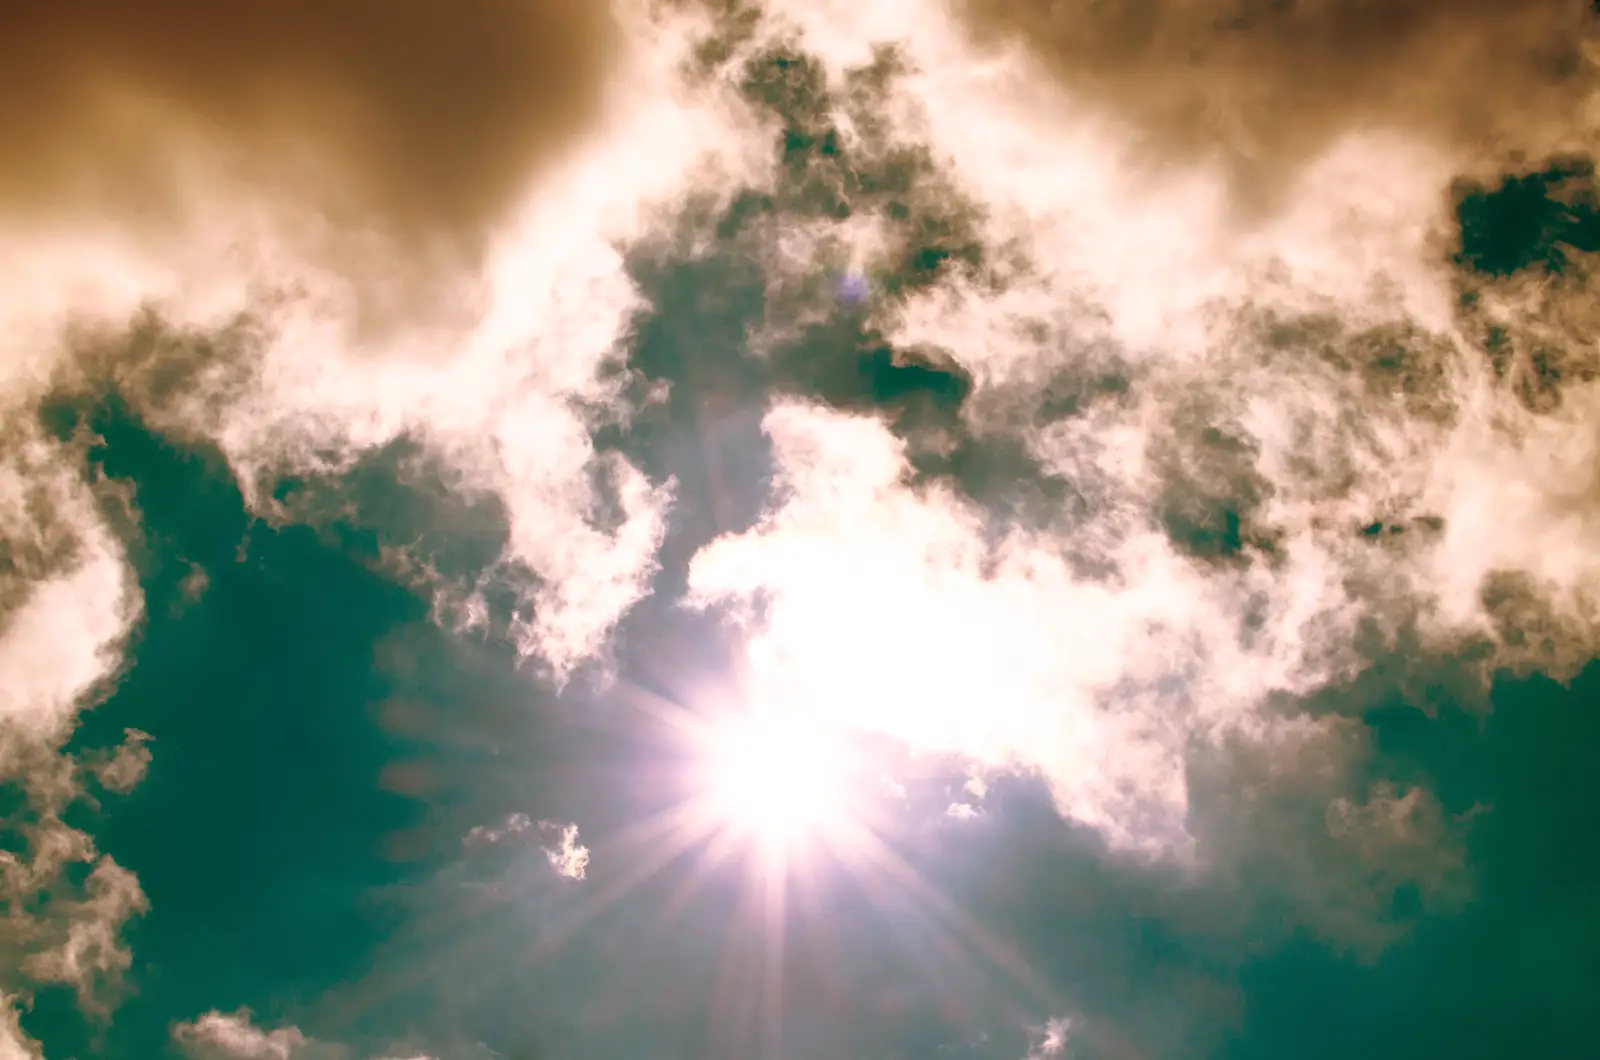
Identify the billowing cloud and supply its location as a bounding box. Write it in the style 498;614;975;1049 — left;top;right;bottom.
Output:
540;820;591;881
0;429;138;737
0;420;147;1026
173;1012;315;1060
655;6;1600;948
0;5;755;1053
688;400;1366;854
2;1;1597;1056
0;0;759;686
949;0;1599;205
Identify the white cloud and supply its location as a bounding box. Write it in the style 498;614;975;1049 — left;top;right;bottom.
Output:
0;994;42;1060
0;1;768;682
0;432;139;738
173;1011;438;1060
0;9;769;1043
463;812;533;849
1024;1015;1073;1059
174;1012;312;1060
539;821;591;881
0;427;147;1026
661;1;1600;897
689;401;1365;855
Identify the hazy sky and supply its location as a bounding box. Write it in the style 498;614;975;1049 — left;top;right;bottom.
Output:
2;2;1599;1058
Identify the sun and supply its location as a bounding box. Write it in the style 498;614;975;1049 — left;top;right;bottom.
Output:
534;678;1051;1060
700;708;847;854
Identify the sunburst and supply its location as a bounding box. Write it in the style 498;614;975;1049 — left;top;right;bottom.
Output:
519;668;1052;1059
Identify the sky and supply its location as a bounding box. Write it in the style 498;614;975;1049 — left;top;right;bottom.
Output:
1;1;1599;1057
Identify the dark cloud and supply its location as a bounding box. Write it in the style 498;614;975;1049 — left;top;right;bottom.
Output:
951;0;1598;209
0;1;618;261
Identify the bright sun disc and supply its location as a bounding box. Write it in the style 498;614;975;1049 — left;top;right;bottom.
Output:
703;709;846;851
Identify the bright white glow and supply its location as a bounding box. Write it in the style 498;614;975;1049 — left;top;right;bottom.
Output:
543;680;1048;1060
702;709;846;852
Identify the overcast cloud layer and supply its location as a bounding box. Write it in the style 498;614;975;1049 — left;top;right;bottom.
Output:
1;1;1598;1057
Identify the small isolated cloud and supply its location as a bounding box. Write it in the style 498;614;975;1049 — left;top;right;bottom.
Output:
1024;1015;1073;1059
539;820;591;881
463;812;533;850
92;728;153;794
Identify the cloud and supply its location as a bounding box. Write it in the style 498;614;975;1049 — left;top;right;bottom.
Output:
647;4;1600;888
0;428;139;737
20;859;149;1014
539;821;591;881
173;1012;313;1060
0;1;619;262
90;728;153;795
688;400;1372;855
0;745;149;1021
174;1010;439;1060
0;421;148;1025
1;3;1595;1055
1024;1016;1072;1059
0;0;762;686
948;0;1600;207
0;994;42;1060
463;813;534;850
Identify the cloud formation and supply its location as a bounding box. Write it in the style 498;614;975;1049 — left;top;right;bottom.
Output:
950;0;1600;206
173;1010;442;1060
539;820;591;881
0;1;618;258
174;1012;326;1060
660;4;1600;914
3;1;1600;1056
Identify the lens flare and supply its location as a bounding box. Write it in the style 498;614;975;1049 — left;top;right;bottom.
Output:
702;708;846;855
519;673;1054;1060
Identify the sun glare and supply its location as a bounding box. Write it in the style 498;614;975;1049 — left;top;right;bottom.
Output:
535;677;1052;1060
702;708;846;852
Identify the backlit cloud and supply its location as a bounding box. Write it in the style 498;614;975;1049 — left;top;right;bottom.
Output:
2;1;1598;1056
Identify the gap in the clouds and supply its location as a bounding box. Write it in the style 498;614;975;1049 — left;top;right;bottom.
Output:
31;342;667;1059
1453;155;1600;415
1226;660;1600;1060
1453;155;1600;279
609;32;1094;589
31;382;558;1060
